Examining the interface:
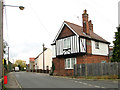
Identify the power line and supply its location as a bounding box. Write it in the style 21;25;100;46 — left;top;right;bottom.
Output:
26;0;52;38
3;1;9;46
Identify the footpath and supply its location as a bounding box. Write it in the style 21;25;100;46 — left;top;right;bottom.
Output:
5;72;21;89
0;78;2;89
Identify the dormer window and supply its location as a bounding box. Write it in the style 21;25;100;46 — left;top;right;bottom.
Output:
95;41;99;49
63;37;70;49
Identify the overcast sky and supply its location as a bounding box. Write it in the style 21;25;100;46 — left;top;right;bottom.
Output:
3;0;119;64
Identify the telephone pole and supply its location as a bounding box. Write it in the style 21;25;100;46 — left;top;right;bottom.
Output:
0;0;24;89
43;43;45;71
0;0;3;89
8;46;9;71
0;0;3;79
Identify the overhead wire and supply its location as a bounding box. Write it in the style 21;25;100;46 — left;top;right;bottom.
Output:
3;0;9;46
25;0;53;38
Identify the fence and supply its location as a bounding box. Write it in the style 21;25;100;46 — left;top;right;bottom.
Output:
26;69;50;74
74;62;119;77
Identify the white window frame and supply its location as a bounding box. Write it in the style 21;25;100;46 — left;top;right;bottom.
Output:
95;41;99;49
64;37;70;49
65;58;76;69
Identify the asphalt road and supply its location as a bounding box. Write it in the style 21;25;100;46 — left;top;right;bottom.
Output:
13;72;119;88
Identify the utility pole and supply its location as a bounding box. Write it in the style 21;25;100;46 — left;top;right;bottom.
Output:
118;1;120;26
43;43;45;71
8;47;9;71
0;0;3;89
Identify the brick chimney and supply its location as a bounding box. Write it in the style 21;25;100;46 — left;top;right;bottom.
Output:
82;9;90;35
88;20;93;32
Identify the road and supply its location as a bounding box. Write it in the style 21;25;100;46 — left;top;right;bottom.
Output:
13;72;118;88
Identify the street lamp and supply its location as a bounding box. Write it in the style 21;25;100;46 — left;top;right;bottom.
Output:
3;5;25;10
0;0;24;89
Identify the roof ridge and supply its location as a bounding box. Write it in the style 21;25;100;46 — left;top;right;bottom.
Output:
64;21;83;28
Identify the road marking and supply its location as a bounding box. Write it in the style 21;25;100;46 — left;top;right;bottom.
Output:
13;74;22;89
101;87;105;88
83;83;87;85
74;80;104;88
75;81;78;83
88;84;92;86
79;82;82;83
94;85;100;88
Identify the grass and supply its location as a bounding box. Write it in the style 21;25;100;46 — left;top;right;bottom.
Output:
76;75;119;80
52;75;119;80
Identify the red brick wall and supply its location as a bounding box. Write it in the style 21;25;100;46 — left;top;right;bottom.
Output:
77;55;108;64
82;10;90;35
52;55;109;76
53;58;60;75
86;39;92;54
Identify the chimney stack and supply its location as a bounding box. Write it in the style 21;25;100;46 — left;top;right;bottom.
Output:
88;20;93;32
82;9;90;35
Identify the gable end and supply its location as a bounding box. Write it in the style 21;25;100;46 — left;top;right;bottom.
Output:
58;25;75;39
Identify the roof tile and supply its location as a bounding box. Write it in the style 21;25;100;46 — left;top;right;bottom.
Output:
64;21;109;43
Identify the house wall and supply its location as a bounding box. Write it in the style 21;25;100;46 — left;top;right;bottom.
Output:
53;54;109;76
58;25;75;39
36;48;52;70
86;39;92;54
52;45;56;58
29;62;35;70
54;36;87;56
91;40;109;56
53;58;74;76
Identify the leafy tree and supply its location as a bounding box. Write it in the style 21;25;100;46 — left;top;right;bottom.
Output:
111;26;120;62
15;60;26;71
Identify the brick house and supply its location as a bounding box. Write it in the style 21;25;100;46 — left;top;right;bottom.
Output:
29;58;35;70
51;10;110;76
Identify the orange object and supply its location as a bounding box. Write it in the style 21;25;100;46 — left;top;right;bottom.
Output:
4;76;7;84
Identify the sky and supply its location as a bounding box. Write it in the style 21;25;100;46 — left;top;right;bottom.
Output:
3;0;119;64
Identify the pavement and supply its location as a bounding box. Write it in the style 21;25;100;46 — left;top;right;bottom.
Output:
4;72;21;89
0;78;2;89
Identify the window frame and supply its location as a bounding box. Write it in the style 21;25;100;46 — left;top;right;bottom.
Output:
63;37;71;49
95;41;99;49
65;58;76;69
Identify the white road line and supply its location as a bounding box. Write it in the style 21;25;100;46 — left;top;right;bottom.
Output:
101;87;105;88
75;81;78;83
74;80;103;88
88;84;92;86
83;83;87;85
79;82;82;83
94;85;100;88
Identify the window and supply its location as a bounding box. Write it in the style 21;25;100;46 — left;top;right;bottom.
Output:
65;58;76;69
95;41;99;49
64;37;70;49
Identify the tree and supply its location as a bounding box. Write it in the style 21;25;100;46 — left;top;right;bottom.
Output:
111;26;120;62
49;61;55;75
15;60;26;71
